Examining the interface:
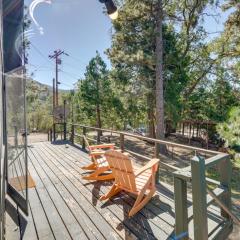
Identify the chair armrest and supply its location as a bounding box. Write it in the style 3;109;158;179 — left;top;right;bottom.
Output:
134;158;159;177
89;144;115;150
89;151;106;156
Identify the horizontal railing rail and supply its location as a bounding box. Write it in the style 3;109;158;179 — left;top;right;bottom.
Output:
69;123;221;155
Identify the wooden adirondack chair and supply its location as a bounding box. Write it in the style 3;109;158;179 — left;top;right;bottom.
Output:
81;136;115;181
100;150;159;217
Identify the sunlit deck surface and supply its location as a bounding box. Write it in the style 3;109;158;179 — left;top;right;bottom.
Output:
6;141;227;240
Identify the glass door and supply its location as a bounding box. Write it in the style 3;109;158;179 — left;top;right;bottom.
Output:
3;0;28;216
5;67;28;215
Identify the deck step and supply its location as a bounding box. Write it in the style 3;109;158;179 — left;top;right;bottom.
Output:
188;187;226;222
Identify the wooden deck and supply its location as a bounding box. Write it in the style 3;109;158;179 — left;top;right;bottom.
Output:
6;141;227;240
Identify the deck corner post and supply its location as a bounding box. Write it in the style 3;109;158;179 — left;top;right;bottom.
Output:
120;133;124;152
218;156;232;219
174;175;188;240
82;127;86;150
191;155;208;240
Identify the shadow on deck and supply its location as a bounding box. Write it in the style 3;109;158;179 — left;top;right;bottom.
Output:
6;141;226;240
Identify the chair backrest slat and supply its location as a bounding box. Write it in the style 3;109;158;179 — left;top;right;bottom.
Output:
105;150;137;192
83;135;91;153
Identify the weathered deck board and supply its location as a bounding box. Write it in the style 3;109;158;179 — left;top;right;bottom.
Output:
38;143;157;239
28;151;92;240
41;142;174;239
6;141;227;240
39;143;166;239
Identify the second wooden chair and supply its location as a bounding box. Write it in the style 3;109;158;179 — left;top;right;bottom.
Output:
82;135;115;181
100;150;159;217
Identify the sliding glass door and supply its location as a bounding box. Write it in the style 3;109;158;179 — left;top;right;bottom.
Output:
5;67;28;215
3;0;28;215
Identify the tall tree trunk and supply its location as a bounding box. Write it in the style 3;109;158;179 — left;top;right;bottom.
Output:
155;0;166;183
147;93;156;138
96;104;102;130
155;0;165;154
96;77;102;136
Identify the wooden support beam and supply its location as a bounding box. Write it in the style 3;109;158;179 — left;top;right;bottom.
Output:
50;129;52;142
191;155;208;240
97;130;101;144
207;188;240;226
71;125;75;144
63;123;67;141
82;127;86;150
53;124;56;142
218;157;232;219
154;142;159;158
120;133;124;152
174;177;188;240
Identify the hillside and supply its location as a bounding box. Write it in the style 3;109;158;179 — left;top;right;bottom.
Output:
26;78;69;102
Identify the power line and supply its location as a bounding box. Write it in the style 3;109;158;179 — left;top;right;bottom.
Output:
29;44;81;90
29;44;86;75
66;54;89;66
60;82;75;88
60;70;80;80
30;42;53;65
62;61;86;73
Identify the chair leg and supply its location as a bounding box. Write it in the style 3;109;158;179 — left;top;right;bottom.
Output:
82;168;114;181
81;162;96;170
129;188;156;217
100;184;121;201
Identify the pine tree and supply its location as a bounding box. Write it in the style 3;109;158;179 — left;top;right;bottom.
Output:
78;52;112;130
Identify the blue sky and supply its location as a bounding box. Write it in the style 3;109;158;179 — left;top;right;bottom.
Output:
26;0;113;89
25;0;232;90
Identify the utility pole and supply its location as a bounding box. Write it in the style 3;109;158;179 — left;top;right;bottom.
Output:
53;78;55;110
52;78;56;126
49;50;68;106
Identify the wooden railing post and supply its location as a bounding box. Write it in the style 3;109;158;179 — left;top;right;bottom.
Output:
50;129;52;142
14;126;18;147
97;130;101;144
82;127;86;150
191;155;208;240
120;133;124;152
154;143;160;184
154;142;159;158
71;124;75;144
63;122;67;141
53;123;56;142
174;175;188;240
218;156;232;219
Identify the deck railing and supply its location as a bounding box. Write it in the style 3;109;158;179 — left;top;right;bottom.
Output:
50;123;234;239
